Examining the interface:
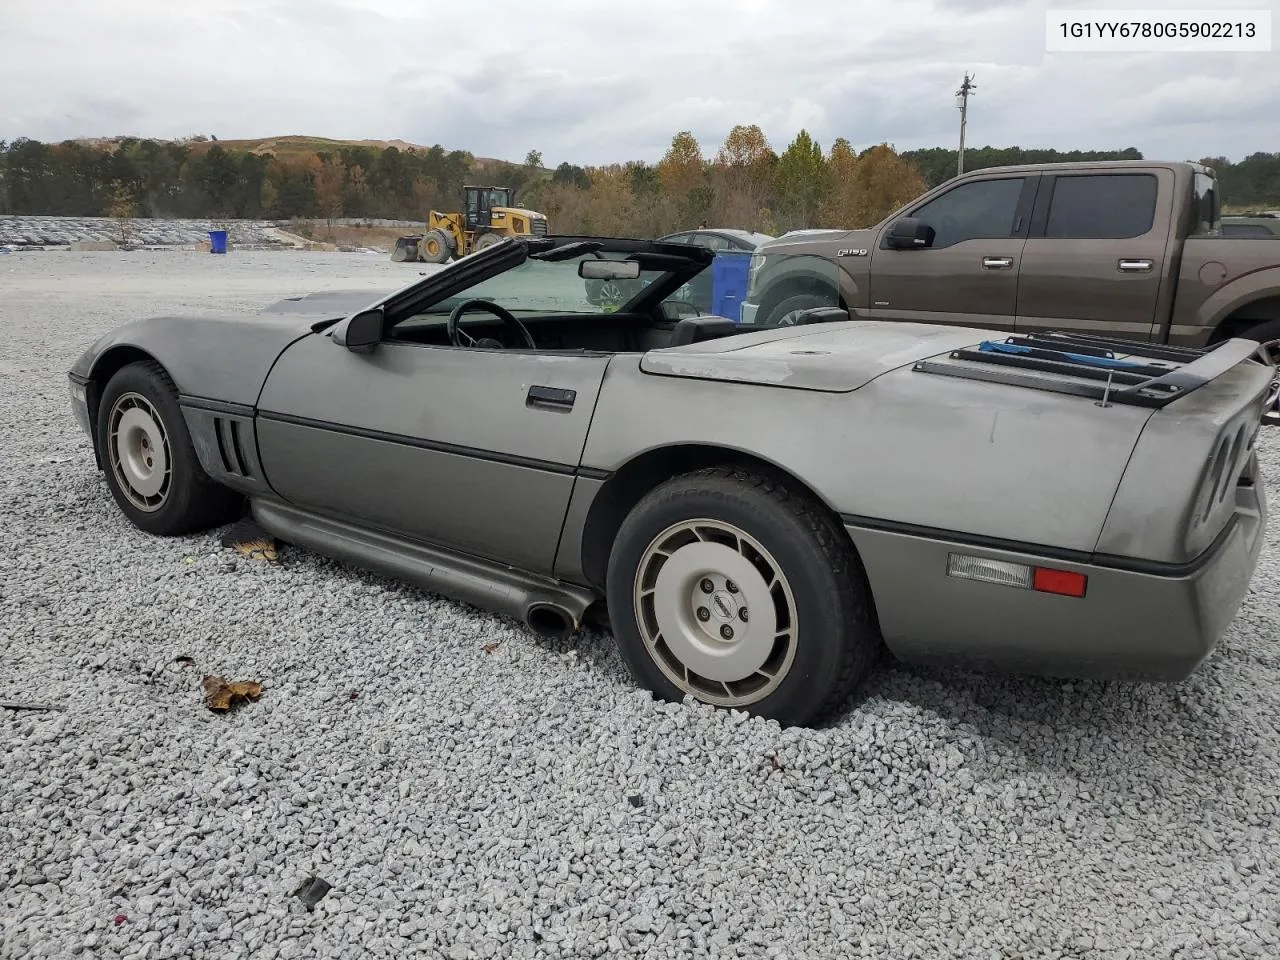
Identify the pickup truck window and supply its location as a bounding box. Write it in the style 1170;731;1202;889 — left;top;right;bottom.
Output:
1191;172;1220;235
1044;173;1157;239
909;177;1025;248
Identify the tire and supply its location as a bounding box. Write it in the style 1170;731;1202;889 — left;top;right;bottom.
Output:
760;292;828;327
420;229;451;264
606;465;882;726
1231;318;1280;426
472;232;504;253
96;361;244;536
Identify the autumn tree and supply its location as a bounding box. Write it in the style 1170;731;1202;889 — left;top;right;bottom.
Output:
657;131;706;219
849;143;929;225
712;124;776;229
344;165;369;218
314;155;345;232
818;137;860;228
104;180;138;244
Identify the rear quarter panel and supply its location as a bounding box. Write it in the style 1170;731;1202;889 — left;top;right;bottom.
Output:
567;355;1150;579
1170;238;1280;343
1095;358;1272;562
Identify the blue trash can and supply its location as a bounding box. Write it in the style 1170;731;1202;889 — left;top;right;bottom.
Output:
710;250;751;322
208;230;228;254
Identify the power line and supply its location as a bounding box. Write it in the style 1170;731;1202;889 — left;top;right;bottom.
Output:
955;73;977;176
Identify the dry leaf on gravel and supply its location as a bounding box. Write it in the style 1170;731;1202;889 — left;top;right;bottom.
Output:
219;518;280;562
201;675;263;712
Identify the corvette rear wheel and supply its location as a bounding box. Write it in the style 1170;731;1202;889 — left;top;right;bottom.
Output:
606;466;882;726
97;361;243;536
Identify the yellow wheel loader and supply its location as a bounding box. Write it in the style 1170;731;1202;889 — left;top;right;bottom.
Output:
391;185;549;263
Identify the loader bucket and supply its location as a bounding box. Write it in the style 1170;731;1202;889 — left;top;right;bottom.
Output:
391;236;421;262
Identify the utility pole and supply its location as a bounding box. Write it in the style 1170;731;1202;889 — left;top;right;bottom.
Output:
956;72;976;176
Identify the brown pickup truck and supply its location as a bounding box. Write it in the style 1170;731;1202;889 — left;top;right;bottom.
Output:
740;160;1280;355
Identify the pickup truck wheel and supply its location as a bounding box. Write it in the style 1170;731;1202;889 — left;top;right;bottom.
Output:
606;466;881;726
762;293;826;327
96;361;244;536
1234;318;1280;426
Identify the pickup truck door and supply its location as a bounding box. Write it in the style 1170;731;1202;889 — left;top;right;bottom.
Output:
867;174;1037;331
1015;169;1176;339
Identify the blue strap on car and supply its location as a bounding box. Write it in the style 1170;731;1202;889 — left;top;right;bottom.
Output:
977;340;1155;371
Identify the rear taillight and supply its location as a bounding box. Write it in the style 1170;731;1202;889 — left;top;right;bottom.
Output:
947;553;1087;598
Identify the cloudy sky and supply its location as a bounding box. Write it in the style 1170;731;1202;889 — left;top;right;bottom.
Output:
2;0;1276;166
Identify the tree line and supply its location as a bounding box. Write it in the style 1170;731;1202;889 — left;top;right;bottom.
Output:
1;131;1277;238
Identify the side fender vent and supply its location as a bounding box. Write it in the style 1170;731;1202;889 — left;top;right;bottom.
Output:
213;417;253;479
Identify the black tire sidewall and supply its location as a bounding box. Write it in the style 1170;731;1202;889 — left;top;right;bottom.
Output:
95;363;216;535
607;479;861;725
1237;320;1280;426
764;293;825;327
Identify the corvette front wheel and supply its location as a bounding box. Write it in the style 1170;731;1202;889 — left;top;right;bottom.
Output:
606;466;882;726
96;361;243;536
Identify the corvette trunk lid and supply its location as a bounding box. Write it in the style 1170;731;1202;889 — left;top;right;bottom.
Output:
640;320;993;392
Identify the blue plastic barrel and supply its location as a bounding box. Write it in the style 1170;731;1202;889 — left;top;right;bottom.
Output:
710;250;751;322
208;230;228;254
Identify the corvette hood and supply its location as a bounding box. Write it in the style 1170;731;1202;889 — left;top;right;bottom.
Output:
263;287;399;317
639;320;996;392
70;309;331;407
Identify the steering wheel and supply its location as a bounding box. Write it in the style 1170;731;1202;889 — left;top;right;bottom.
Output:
446;298;536;350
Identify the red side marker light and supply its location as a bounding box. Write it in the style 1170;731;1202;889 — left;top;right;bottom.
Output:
947;554;1088;598
1033;567;1087;598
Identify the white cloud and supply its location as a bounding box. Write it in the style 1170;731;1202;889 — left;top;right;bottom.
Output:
1;0;1276;165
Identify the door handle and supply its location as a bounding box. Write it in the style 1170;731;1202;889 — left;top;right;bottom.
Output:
527;385;576;410
981;257;1014;269
1118;259;1153;272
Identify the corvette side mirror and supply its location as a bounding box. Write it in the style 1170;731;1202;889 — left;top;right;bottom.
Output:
332;308;383;353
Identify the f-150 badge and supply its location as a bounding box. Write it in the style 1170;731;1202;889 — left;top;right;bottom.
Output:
837;248;868;257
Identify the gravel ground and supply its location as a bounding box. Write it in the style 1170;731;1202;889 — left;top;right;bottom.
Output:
3;250;1280;960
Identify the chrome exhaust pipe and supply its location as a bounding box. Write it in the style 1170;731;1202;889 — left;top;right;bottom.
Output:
525;603;576;640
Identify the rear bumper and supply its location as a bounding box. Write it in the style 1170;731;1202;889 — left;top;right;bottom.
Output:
844;473;1267;681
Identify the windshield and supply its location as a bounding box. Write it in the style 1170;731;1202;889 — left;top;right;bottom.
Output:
407;251;684;321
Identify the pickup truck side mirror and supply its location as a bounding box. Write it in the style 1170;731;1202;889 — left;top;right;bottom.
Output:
885;217;936;250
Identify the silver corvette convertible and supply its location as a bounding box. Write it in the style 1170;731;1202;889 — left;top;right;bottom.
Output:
68;235;1273;726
